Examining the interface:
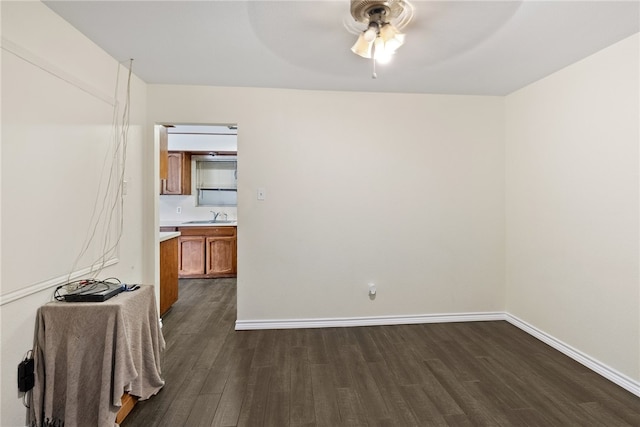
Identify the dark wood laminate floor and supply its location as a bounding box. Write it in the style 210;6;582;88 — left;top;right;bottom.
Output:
123;278;640;426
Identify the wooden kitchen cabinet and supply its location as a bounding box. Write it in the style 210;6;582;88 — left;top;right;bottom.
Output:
178;235;206;276
159;236;179;316
178;226;236;278
206;236;236;275
162;151;191;195
159;125;168;186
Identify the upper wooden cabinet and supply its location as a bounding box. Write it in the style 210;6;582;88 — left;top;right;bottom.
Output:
159;125;168;182
162;152;191;195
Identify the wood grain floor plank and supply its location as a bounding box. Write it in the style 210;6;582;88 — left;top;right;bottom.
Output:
351;327;384;363
503;408;557;427
209;349;255;426
290;346;316;425
264;391;289;427
160;392;199;426
368;327;420;386
309;363;341;427
579;401;637;427
250;329;277;368
306;329;330;364
444;413;474;426
336;387;368;427
424;358;510;426
397;383;448;426
264;333;292;426
329;343;363;389
349;361;391;424
366;362;423;426
418;373;466;418
184;393;221;427
574;372;640;425
237;366;271;427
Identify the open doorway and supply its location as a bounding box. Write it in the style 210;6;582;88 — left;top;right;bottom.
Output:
157;123;238;315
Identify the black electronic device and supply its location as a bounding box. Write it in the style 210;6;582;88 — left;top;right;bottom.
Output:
18;358;34;392
63;282;124;302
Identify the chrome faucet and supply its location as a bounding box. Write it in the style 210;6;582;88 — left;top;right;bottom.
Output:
210;211;229;222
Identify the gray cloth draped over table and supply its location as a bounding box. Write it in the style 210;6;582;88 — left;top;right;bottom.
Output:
29;285;165;427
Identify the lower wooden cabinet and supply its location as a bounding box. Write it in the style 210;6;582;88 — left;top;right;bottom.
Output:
206;236;235;276
178;236;206;276
159;236;179;316
178;226;236;278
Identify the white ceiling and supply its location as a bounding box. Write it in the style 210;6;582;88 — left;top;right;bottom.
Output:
44;1;639;96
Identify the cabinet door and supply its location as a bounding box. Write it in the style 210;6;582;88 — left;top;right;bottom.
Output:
178;236;205;276
159;126;168;182
163;152;191;195
159;237;178;316
205;237;236;276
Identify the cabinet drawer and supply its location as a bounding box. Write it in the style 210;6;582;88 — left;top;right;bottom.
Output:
179;226;236;237
207;227;236;237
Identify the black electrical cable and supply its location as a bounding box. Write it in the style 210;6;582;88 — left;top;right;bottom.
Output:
53;277;122;301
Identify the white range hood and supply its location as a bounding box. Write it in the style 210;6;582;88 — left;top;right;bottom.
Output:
167;125;237;152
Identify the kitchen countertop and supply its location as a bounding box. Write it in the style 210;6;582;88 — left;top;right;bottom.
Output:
159;231;181;242
160;220;237;228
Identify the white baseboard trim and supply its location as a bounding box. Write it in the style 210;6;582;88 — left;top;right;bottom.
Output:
504;313;640;398
235;311;504;330
236;310;640;398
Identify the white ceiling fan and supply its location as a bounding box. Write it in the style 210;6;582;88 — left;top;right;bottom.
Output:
346;0;415;68
246;1;523;80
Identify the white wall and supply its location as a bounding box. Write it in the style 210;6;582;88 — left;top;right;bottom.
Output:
505;34;639;382
159;194;237;223
148;86;506;321
0;2;151;425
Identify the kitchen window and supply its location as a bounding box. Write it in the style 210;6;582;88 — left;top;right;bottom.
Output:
194;156;237;206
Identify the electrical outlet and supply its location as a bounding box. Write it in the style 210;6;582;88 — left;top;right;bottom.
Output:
368;283;376;296
368;282;377;300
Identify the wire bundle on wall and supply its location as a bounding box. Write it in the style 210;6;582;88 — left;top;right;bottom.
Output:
63;59;134;291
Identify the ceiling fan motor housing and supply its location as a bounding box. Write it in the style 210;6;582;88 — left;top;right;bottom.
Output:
350;0;405;24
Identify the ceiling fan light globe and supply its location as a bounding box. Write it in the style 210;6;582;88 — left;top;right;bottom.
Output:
379;23;403;43
363;27;377;42
351;33;373;58
375;51;393;64
384;36;404;53
373;37;393;64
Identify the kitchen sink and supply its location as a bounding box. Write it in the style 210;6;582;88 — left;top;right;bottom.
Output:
182;220;236;225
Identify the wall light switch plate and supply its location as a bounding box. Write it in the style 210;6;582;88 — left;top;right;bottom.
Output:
176;206;182;214
257;188;266;201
